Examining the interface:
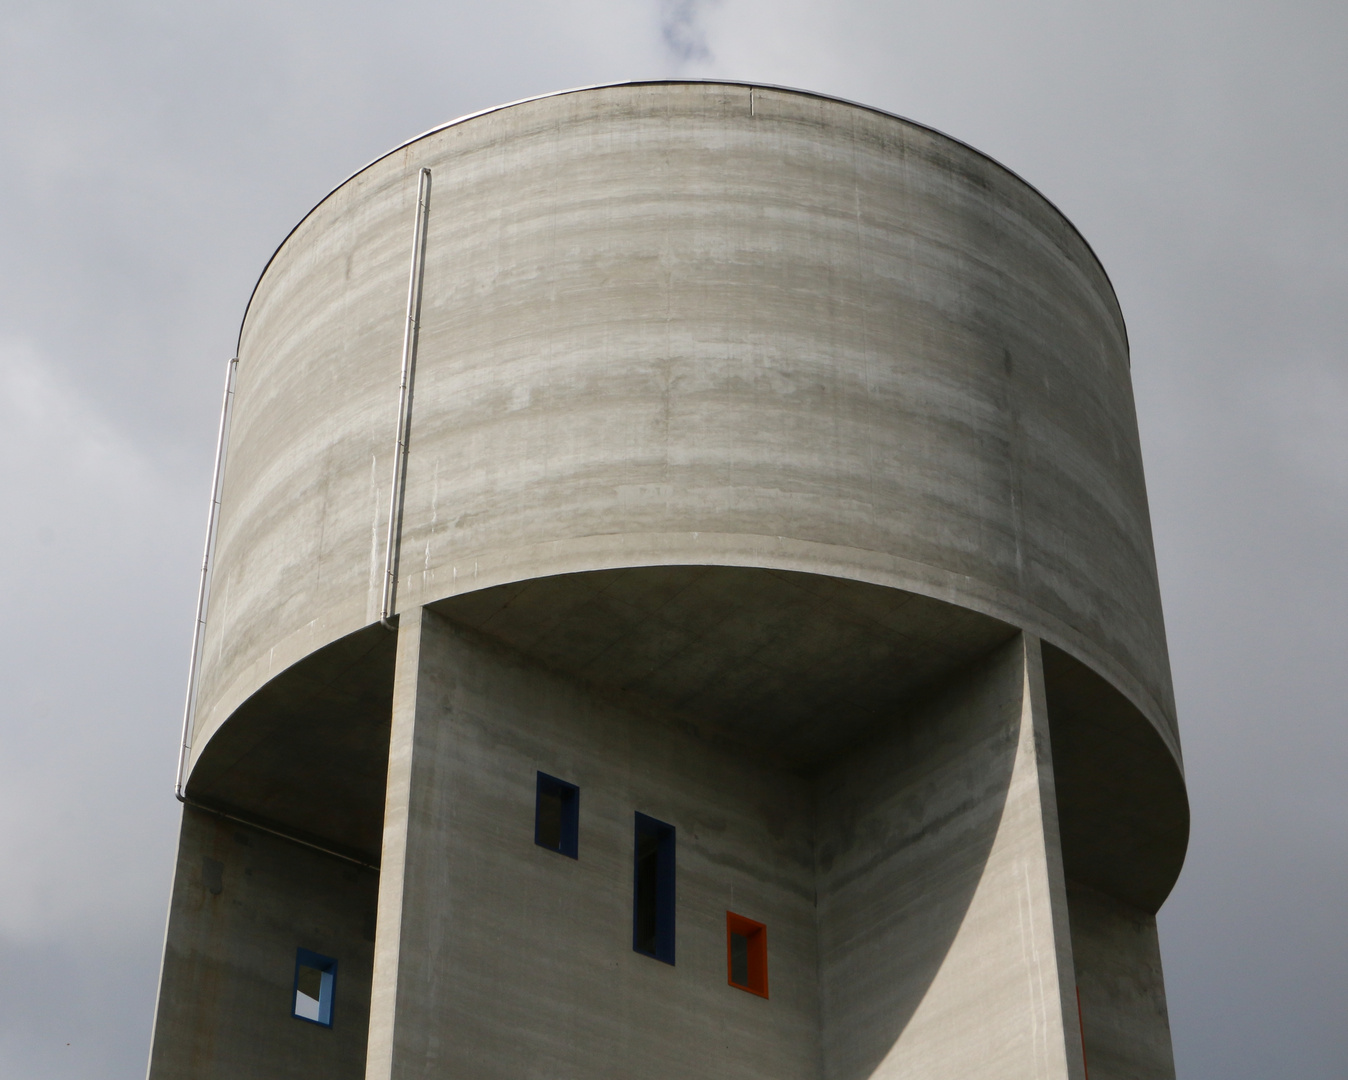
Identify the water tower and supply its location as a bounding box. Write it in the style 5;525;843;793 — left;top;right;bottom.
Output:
148;81;1186;1080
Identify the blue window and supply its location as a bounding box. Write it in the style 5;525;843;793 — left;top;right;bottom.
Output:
535;772;580;858
292;948;336;1027
633;813;675;964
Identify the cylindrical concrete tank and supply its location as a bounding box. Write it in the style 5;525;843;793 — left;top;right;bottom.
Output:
197;81;1176;759
157;81;1187;1080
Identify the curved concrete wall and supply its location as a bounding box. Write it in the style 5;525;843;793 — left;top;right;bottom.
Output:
193;81;1177;779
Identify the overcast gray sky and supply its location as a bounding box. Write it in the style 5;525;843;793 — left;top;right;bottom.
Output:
1;1;1344;1076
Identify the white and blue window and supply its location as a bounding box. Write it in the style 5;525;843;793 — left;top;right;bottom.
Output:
292;948;336;1027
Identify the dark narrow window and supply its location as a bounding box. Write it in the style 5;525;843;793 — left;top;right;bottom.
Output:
535;772;579;858
726;912;768;997
292;948;337;1026
633;813;676;964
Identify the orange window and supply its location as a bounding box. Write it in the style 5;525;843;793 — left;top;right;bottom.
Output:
726;912;768;998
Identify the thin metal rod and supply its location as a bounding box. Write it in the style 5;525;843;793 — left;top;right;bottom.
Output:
181;797;379;872
175;355;239;799
381;167;432;631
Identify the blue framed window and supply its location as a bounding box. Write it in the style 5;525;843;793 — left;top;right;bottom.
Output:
535;772;579;858
292;948;336;1027
633;813;675;964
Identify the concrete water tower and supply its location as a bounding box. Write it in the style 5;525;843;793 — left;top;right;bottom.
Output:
148;81;1187;1080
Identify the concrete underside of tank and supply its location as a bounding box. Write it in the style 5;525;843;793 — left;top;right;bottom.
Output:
155;565;1184;1080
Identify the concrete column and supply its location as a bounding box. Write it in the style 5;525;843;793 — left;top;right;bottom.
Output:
817;633;1087;1080
1068;881;1176;1080
365;606;425;1080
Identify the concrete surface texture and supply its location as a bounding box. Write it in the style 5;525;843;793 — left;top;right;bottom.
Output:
146;808;376;1078
815;633;1080;1080
149;81;1187;1080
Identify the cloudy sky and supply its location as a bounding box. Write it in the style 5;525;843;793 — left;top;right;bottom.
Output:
1;1;1344;1076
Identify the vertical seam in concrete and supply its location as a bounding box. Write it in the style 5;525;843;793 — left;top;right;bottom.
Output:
810;777;827;1080
1016;858;1049;1075
367;453;384;625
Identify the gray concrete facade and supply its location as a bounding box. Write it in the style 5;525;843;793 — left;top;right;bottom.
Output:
150;81;1187;1079
146;808;376;1077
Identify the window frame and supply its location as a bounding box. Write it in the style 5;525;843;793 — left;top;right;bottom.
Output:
534;772;580;858
292;947;337;1027
632;812;676;964
726;911;769;998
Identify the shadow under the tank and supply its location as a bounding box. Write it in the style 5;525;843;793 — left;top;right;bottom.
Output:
184;622;397;866
812;637;1024;1080
178;566;1182;1080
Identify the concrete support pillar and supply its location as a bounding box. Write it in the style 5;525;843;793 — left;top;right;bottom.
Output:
1068;881;1176;1079
817;633;1087;1080
365;606;425;1080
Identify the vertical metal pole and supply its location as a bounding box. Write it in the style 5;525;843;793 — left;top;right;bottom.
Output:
175;354;239;799
381;167;433;630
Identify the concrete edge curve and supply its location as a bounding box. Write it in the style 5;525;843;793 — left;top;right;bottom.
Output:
232;79;1128;359
188;531;1181;782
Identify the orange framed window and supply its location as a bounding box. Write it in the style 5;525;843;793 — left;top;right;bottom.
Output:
726;912;768;998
